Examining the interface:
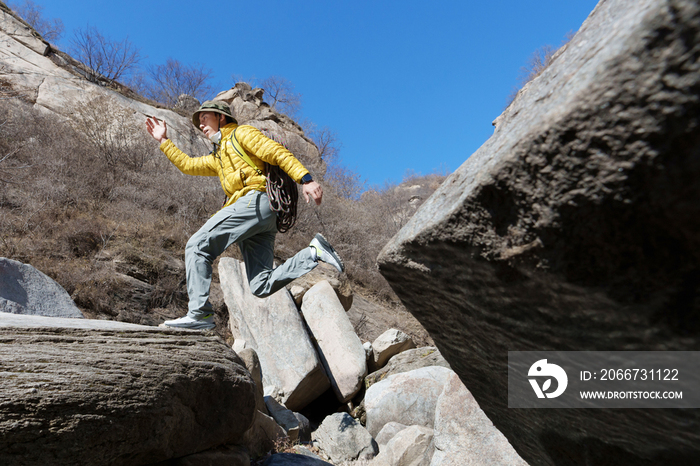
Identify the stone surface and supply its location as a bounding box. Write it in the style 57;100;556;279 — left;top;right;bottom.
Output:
375;421;409;448
301;280;367;402
261;453;333;465
295;411;312;443
220;258;329;411
265;395;300;442
373;425;434;466
430;372;526;466
0;257;83;318
0;321;256;466
286;262;353;311
311;412;378;464
377;0;700;464
364;366;454;438
237;347;268;414
365;347;450;390
242;410;287;459
370;328;416;371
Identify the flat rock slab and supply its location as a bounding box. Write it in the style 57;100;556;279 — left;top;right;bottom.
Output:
0;323;256;466
378;0;700;464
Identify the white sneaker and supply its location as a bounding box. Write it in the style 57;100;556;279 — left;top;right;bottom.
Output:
310;233;345;273
163;313;215;330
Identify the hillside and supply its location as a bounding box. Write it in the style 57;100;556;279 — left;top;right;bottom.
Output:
0;3;439;346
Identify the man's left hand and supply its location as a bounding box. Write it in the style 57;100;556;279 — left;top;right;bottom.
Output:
302;181;323;205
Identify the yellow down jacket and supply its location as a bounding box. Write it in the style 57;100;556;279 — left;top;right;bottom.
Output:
160;123;309;208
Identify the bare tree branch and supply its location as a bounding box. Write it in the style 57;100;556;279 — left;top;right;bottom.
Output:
70;26;142;83
145;58;214;108
9;1;64;42
260;76;302;118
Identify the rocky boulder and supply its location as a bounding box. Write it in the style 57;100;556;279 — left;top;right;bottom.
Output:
0;257;83;317
378;0;700;464
364;366;454;438
370;328;416;371
301;280;367;402
365;346;450;389
311;412;378;464
0;312;256;466
219;258;329;411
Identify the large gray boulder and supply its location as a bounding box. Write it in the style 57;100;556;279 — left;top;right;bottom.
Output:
219;258;329;411
430;371;526;466
372;425;434;466
301;280;367;402
0;257;83;317
377;0;700;464
0;313;256;466
370;328;416;371
364;366;454;438
311;412;378;464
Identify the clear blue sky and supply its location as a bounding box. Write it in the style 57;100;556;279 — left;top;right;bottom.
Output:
31;0;598;187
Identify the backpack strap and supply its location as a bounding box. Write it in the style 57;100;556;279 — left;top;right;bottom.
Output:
230;129;264;177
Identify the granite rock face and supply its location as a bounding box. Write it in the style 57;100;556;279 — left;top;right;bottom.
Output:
0;314;256;466
0;257;83;318
378;0;700;464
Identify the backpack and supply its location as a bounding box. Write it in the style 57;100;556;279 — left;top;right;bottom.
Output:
229;128;299;233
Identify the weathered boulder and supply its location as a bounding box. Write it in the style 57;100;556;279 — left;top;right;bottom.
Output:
365;347;450;389
0;257;83;318
377;0;700;464
301;280;367;402
372;425;434;466
264;395;300;442
286;262;353;311
364;366;453;438
370;328;416;371
237;347;268;415
375;421;409;448
241;410;287;459
430;371;526;466
0;313;256;466
311;412;378;464
220;258;329;411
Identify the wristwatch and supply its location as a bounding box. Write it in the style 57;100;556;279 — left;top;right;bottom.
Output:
301;173;313;184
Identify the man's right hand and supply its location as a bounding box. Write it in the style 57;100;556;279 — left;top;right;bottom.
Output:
146;117;168;144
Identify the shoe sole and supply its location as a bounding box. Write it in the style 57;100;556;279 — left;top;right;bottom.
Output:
163;322;215;330
313;233;345;272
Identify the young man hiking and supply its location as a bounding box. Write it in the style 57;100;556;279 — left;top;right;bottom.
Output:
145;100;343;330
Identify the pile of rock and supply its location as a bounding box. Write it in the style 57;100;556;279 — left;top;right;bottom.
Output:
0;257;525;465
220;257;526;465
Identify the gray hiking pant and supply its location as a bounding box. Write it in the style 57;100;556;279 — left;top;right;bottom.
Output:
185;190;317;317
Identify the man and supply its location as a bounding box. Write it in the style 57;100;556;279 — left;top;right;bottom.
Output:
145;100;343;330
